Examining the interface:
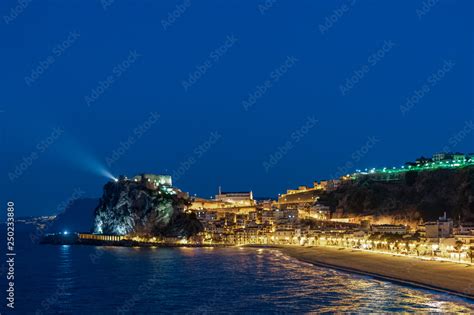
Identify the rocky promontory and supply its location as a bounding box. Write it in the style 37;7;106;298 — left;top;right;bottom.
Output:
93;175;202;238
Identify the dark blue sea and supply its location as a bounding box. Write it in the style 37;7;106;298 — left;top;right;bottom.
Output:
2;232;474;314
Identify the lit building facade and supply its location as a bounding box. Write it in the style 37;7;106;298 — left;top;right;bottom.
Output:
215;188;255;207
424;213;453;239
371;224;408;235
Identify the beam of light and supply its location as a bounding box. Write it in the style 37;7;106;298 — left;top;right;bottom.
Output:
77;154;118;182
100;169;118;182
57;138;118;182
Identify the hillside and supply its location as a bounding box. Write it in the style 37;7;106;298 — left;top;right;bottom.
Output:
48;198;99;233
320;166;474;224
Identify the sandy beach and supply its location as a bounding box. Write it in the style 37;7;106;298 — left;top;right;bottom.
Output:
264;245;474;299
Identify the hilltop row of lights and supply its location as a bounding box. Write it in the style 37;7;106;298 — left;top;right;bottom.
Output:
350;153;474;178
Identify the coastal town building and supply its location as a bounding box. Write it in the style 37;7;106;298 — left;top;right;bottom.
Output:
188;198;227;211
455;223;474;235
215;187;255;206
371;224;408;235
188;188;257;215
424;213;453;239
308;204;331;220
296;203;331;221
278;179;342;207
432;152;468;162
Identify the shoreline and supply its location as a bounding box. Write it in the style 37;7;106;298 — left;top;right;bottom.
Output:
40;236;227;248
247;245;474;300
41;242;227;248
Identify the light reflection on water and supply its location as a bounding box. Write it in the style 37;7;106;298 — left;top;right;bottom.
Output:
14;246;474;313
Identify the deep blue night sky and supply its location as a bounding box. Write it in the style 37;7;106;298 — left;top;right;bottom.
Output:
1;0;473;216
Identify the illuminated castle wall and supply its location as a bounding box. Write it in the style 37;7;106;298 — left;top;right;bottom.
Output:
131;174;172;186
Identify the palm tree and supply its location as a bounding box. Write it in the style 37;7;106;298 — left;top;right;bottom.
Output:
414;243;421;256
454;240;464;262
468;246;474;263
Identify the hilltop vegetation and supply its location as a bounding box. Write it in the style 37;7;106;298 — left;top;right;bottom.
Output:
320;166;474;224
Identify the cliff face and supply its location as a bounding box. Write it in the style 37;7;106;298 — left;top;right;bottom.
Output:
93;180;202;237
320;166;474;224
